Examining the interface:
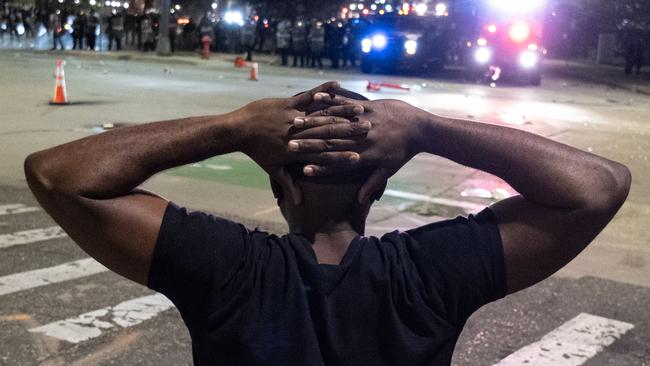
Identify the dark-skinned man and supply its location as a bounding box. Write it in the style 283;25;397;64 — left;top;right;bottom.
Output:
24;82;630;365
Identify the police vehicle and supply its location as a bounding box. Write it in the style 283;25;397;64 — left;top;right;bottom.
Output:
464;0;546;85
359;14;449;74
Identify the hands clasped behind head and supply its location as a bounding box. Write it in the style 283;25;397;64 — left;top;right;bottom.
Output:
288;85;421;204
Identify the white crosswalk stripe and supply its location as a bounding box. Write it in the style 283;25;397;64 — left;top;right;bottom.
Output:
0;226;67;249
0;258;108;296
29;293;174;343
0;203;40;216
493;313;634;366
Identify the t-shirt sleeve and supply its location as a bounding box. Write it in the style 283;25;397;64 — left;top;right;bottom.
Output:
405;208;506;326
147;202;250;313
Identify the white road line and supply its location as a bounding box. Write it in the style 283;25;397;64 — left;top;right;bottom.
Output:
29;293;174;344
0;258;108;296
383;189;486;212
0;226;67;249
253;206;279;216
0;204;40;216
493;313;634;366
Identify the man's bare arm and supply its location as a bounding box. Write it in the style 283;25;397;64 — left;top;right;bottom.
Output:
418;114;631;293
24;85;368;285
298;95;631;294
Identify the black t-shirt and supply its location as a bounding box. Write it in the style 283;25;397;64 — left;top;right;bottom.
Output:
148;202;506;366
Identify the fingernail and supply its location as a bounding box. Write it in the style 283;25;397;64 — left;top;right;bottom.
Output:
349;153;360;162
304;166;314;176
288;141;299;151
294;118;305;127
353;106;364;114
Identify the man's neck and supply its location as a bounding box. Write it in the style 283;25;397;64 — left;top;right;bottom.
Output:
290;221;363;265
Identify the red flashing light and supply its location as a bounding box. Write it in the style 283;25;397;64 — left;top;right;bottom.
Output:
362;8;369;15
508;21;530;43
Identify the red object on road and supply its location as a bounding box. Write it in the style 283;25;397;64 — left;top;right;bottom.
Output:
366;81;410;92
201;35;212;59
50;60;70;105
234;57;246;68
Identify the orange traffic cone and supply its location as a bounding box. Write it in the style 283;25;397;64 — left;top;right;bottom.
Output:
50;60;69;105
234;57;246;68
248;62;258;81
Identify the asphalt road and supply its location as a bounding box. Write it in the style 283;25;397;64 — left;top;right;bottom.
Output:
0;49;648;365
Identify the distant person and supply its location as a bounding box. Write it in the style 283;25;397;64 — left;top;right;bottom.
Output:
107;10;124;51
291;20;307;67
340;22;358;68
168;14;178;53
308;21;325;68
275;19;291;66
141;16;155;52
25;81;630;365
50;13;65;51
241;18;256;61
326;22;342;69
22;8;35;38
72;11;86;50
254;17;266;52
7;9;19;41
85;12;99;51
182;17;196;51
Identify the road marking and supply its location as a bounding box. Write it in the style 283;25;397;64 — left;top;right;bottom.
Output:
191;163;233;170
0;258;107;296
0;226;67;249
0;204;40;216
383;189;486;212
0;313;31;321
253;206;279;216
30;293;174;344
493;313;634;366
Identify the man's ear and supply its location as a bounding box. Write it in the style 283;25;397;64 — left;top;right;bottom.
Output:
268;167;302;206
371;180;388;202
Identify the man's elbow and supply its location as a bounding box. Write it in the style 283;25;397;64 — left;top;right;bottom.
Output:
587;162;632;214
24;152;56;194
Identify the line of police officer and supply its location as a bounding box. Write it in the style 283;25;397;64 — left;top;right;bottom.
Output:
275;19;362;69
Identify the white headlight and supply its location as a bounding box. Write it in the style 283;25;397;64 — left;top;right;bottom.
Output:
474;47;491;64
372;34;387;49
519;51;538;68
361;38;372;53
404;40;417;55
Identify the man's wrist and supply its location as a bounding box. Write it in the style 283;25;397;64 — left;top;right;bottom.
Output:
413;110;446;155
221;107;254;153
